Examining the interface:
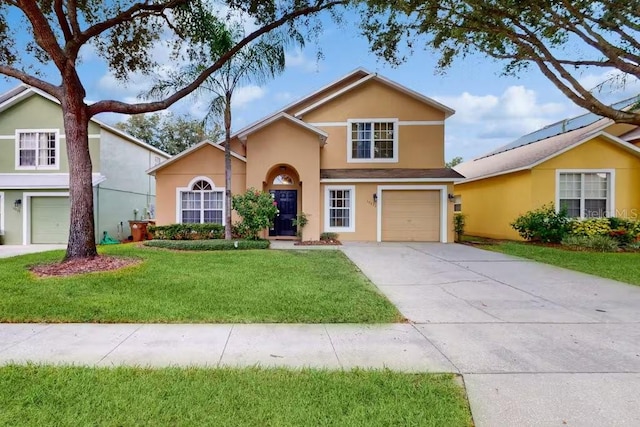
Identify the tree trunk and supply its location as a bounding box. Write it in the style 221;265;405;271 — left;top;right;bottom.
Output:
62;91;97;260
224;93;233;240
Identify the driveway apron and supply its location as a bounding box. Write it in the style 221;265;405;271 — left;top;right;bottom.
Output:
341;242;640;427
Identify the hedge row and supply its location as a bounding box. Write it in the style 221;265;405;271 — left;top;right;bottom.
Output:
148;224;225;240
144;239;270;251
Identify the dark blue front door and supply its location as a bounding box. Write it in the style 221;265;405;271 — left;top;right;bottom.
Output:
270;190;297;236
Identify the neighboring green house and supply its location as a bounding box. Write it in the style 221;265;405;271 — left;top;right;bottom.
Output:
0;85;170;245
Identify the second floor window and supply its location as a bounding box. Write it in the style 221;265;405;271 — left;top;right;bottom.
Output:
17;131;58;169
349;120;397;162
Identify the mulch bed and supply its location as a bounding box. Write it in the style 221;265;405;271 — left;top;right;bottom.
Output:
31;256;142;278
294;239;342;246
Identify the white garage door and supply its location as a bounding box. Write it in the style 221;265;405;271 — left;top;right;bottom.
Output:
381;190;441;242
31;196;70;244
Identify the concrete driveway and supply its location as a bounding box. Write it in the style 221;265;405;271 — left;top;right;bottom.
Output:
341;242;640;427
0;244;66;258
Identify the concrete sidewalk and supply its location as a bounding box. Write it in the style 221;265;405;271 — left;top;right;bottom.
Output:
0;323;451;372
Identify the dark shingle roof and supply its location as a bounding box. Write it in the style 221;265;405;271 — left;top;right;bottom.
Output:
320;168;464;180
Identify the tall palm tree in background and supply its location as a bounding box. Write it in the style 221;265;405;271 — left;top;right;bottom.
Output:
151;29;293;239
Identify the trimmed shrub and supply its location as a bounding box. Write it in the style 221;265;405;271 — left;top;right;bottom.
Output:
232;189;279;240
585;235;620;252
148;223;224;240
568;217;639;246
511;204;570;243
561;234;618;252
320;232;339;241
453;213;466;242
569;218;611;237
144;239;270;251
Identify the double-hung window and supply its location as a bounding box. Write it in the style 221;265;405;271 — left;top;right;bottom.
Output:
325;186;355;232
16;130;58;169
180;180;224;224
558;171;611;218
348;120;397;162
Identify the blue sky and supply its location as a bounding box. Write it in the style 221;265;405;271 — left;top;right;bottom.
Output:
0;7;636;162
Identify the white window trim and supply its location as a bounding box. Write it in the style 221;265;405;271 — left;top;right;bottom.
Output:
324;185;356;233
0;191;4;235
22;191;69;245
376;185;449;243
347;118;399;163
15;129;61;171
555;169;615;219
453;195;462;213
175;176;225;224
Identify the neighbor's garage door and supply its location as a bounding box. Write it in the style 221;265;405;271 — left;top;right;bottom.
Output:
381;190;440;242
31;197;70;244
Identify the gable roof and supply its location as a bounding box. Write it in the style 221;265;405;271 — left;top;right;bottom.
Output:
455;97;640;183
237;112;328;143
215;68;454;148
293;71;455;118
146;139;246;175
481;95;640;159
0;85;171;158
455;125;640;183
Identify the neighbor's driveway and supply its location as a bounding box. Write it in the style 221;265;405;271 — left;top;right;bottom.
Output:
0;245;66;258
341;242;640;427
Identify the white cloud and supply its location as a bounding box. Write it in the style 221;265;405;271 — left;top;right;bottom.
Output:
285;49;319;73
578;69;640;101
437;85;580;161
232;85;266;108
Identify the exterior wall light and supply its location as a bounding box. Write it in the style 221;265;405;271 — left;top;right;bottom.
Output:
373;193;378;203
14;199;22;209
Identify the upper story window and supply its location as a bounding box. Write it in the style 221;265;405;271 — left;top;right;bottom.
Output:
558;171;611;218
347;119;398;163
16;130;59;170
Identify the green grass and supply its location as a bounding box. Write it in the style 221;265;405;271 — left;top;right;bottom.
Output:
0;245;401;323
0;365;472;427
488;241;640;286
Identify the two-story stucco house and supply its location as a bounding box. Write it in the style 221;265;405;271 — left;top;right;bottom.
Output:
0;85;170;245
148;68;463;242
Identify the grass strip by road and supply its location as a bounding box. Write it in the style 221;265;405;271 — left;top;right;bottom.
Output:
0;365;472;427
0;244;401;323
487;241;640;286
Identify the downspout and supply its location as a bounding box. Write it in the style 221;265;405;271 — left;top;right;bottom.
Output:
95;183;100;243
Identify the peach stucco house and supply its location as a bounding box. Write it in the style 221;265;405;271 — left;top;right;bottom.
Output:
147;68;464;242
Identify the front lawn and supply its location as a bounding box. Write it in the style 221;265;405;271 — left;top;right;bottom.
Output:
487;241;640;286
0;366;472;427
0;245;401;323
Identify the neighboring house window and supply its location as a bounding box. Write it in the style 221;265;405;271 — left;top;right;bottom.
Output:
453;195;462;213
348;120;398;162
180;179;223;224
558;171;611;218
325;186;355;232
16;131;58;169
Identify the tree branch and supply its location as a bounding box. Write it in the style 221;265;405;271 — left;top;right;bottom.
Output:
88;0;347;116
0;64;62;97
16;0;66;68
53;0;72;42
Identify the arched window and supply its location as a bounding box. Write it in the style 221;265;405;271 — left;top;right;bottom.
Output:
180;179;223;224
273;174;294;185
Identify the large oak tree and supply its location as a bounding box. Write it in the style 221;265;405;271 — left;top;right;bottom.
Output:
363;0;640;124
0;0;346;260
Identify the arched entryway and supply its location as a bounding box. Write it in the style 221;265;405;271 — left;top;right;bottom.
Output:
265;164;301;238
